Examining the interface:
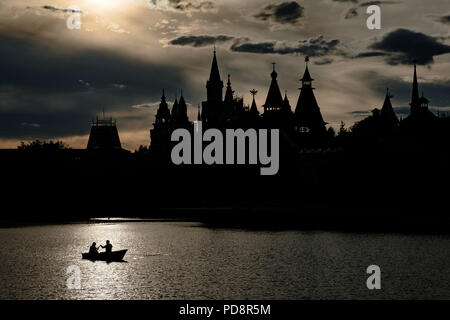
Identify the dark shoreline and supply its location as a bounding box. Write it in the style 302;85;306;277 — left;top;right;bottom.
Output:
2;204;449;234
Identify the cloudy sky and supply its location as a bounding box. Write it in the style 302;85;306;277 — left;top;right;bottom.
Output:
0;0;449;149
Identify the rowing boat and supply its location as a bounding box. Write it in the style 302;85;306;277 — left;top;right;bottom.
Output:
82;249;127;262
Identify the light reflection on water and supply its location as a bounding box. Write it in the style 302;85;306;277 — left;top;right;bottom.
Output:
1;222;450;299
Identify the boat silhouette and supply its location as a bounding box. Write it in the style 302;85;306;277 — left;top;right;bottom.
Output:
82;249;127;262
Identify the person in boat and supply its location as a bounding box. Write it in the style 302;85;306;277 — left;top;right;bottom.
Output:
100;240;112;254
89;242;99;256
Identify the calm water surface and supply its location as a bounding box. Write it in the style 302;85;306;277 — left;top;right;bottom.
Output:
1;222;450;299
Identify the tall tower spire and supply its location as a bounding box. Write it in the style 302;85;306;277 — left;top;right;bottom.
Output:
294;58;325;133
155;88;171;125
410;62;420;115
283;90;292;112
206;48;224;102
176;89;189;124
224;74;234;105
263;62;284;113
250;89;259;116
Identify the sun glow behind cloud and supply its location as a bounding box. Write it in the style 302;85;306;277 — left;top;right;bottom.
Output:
87;0;127;10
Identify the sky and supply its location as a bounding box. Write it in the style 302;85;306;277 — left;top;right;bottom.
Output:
0;0;449;150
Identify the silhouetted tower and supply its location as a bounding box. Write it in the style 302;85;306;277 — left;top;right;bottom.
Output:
224;74;234;105
380;88;399;127
263;63;284;113
406;63;435;120
400;64;436;132
174;91;189;124
294;57;326;133
419;91;429;111
250;89;259;116
202;48;226;125
410;63;420;116
282;90;292;113
197;104;201;121
150;90;173;152
207;48;223;103
87;114;121;151
171;97;179;122
223;74;235;118
154;89;171;125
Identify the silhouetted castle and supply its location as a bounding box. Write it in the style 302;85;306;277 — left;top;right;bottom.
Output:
87;116;122;151
150;50;328;153
352;63;439;138
86;52;443;155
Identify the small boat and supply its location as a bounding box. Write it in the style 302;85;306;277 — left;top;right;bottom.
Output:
82;249;127;262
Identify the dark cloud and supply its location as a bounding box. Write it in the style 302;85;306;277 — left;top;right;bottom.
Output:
350;110;372;116
230;36;340;56
0;35;186;93
354;51;388;58
41;5;82;13
368;29;450;65
344;8;358;19
169;35;234;47
437;15;450;25
342;1;400;20
332;0;358;3
254;1;304;25
359;1;400;6
0;34;197;140
149;0;214;12
314;58;334;65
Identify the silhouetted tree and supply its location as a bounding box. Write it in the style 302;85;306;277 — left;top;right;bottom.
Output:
18;140;69;151
134;145;150;154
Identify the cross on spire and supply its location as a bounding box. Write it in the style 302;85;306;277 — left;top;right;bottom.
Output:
250;89;258;97
272;62;276;71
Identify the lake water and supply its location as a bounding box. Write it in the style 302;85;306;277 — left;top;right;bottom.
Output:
1;222;450;299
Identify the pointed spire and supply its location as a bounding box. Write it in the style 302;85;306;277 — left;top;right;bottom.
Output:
197;104;201;121
412;63;419;103
206;48;224;103
410;62;420;115
179;89;185;105
250;89;259;116
224;74;234;105
381;87;399;126
283;90;292;112
382;88;393;113
301;65;313;82
176;90;188;123
264;63;284;111
209;48;221;82
171;95;179;118
155;88;170;124
295;59;326;132
301;56;313;82
271;62;278;79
